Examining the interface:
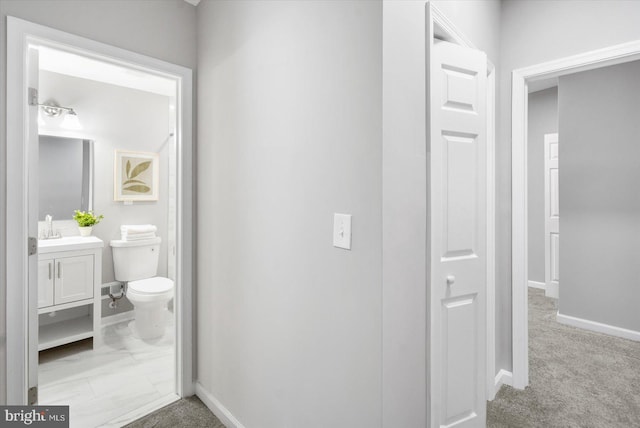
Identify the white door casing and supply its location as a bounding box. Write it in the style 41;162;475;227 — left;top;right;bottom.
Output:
7;16;194;404
511;40;640;390
544;133;559;299
27;46;40;404
429;39;487;428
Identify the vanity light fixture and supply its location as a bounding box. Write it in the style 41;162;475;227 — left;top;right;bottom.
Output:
60;110;82;130
38;101;83;130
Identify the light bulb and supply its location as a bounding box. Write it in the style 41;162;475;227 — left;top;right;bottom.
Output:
61;111;82;130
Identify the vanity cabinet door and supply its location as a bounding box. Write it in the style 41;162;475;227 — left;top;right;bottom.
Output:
54;254;94;305
37;259;54;308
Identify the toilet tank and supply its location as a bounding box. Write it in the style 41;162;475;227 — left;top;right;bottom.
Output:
110;237;161;282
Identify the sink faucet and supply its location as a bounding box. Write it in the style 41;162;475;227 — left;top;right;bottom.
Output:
46;215;53;237
41;215;61;239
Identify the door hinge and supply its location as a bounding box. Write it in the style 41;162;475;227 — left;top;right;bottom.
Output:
28;236;38;256
28;386;37;405
28;87;39;107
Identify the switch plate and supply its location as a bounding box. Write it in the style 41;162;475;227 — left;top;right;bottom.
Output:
333;213;352;250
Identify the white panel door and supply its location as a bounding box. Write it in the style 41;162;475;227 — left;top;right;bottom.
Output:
54;255;94;305
544;133;559;299
429;39;487;428
37;259;54;309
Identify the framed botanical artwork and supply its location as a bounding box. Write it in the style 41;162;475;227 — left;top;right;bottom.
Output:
114;150;159;201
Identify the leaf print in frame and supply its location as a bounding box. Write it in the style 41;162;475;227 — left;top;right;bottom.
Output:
114;150;159;202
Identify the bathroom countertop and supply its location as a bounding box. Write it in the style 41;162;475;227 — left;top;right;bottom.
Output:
38;235;104;254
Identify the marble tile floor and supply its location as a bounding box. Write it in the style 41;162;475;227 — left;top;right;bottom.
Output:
39;314;175;428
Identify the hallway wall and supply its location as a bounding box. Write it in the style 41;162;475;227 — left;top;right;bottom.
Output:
558;60;640;332
497;0;640;373
0;0;197;404
196;1;382;427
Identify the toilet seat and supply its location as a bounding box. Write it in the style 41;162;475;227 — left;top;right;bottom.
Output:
128;277;173;295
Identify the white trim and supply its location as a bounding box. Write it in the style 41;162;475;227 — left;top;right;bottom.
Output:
195;382;246;428
485;66;497;401
101;310;135;327
514;40;640;83
6;16;29;405
546;282;559;299
556;313;640;342
493;369;513;397
430;1;497;407
511;39;640;391
99;393;180;428
528;281;545;290
511;68;529;391
6;16;193;404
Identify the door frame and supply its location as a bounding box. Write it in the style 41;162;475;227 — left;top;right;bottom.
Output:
511;39;640;390
6;17;194;403
430;3;498;402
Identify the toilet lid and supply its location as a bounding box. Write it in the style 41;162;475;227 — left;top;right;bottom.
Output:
128;277;173;294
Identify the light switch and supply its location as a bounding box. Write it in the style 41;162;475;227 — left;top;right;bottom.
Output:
333;213;352;250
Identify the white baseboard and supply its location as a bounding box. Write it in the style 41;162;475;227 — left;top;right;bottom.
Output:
196;382;245;428
493;369;513;397
545;282;558;299
556;312;640;342
527;280;545;290
101;310;135;327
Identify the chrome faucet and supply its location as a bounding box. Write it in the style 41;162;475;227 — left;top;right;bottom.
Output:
41;214;61;239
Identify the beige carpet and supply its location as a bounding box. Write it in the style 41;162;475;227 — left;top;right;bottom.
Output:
488;288;640;427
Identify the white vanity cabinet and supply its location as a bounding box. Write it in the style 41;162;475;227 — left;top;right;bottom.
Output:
38;237;103;351
38;255;94;308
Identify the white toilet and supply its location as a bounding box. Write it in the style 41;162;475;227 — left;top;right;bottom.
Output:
110;236;173;340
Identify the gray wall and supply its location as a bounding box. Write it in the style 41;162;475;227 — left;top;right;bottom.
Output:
558;60;640;332
0;0;196;403
196;1;502;426
497;0;640;372
196;2;382;426
527;87;558;284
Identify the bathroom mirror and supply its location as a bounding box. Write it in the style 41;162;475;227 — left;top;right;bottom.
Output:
39;135;94;221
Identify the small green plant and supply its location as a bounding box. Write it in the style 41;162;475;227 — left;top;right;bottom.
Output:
73;210;104;227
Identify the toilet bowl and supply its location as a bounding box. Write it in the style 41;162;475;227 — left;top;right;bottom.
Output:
127;277;174;340
110;235;174;340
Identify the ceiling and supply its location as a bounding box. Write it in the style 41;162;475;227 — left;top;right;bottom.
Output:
38;46;176;97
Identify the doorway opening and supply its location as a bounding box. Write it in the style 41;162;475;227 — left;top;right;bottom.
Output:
511;39;640;390
6;17;193;426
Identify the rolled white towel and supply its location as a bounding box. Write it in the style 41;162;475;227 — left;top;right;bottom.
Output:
120;224;157;235
121;231;157;241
